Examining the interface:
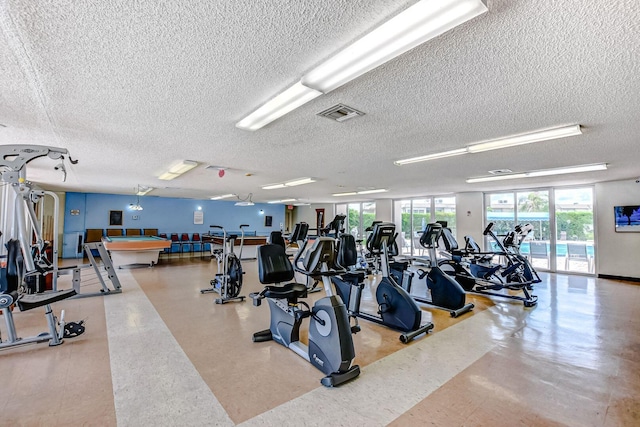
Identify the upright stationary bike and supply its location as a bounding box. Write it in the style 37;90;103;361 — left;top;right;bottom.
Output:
250;238;360;387
332;222;434;343
200;225;247;304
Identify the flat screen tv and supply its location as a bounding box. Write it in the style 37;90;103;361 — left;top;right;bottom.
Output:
614;205;640;232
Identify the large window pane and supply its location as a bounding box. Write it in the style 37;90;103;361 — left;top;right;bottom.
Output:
485;193;515;251
412;198;430;255
347;203;361;238
555;188;594;273
397;200;412;255
361;202;376;245
434;196;456;238
517;190;550;269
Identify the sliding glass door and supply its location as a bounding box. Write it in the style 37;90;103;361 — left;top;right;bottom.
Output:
340;202;377;243
517;190;550;269
393;196;456;257
555;187;594;274
484;187;594;274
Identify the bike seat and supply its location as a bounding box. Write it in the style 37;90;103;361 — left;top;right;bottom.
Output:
263;283;308;300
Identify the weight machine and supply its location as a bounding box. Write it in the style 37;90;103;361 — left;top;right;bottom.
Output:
0;145;87;349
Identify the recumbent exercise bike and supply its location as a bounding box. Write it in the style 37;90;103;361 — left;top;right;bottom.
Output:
250;238;360;387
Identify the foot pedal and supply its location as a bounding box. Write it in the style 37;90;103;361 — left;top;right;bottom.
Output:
64;320;86;338
350;325;361;334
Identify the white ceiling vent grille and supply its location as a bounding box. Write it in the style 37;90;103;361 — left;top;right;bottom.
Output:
317;104;365;122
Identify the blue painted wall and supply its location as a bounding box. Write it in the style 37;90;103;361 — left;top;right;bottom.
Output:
62;192;285;257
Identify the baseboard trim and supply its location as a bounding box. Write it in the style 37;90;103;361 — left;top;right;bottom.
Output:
598;274;640;283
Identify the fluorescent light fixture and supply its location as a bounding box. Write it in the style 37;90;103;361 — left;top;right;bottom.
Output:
262;184;287;190
159;160;198;180
395;124;582;166
467;125;582;153
136;187;154;196
395;148;467;165
268;198;296;204
465;173;528;183
210;194;236;200
333;189;387;196
159;171;180;180
285;177;315;187
526;163;607;177
262;177;316;190
301;0;488;93
357;189;388;195
236;82;322;131
294;202;311;206
466;163;607;183
169;160;197;174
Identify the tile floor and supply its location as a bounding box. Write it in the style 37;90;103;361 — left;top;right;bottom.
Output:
1;255;639;426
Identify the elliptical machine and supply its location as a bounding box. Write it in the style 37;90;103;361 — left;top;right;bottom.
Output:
332;222;434;343
406;223;474;317
200;225;247;304
250;238;360;387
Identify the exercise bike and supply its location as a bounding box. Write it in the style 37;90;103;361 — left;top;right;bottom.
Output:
437;223;538;307
200;225;247;304
332;222;434;343
250;238;360;387
404;223;474;318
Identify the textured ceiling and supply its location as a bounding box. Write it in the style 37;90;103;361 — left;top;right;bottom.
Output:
1;0;639;203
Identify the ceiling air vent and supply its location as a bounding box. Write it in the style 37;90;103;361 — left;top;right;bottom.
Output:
317;104;365;122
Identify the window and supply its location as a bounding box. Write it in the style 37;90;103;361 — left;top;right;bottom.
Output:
393;196;456;257
484;187;595;274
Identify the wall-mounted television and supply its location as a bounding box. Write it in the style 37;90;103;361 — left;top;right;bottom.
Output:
614;205;640;232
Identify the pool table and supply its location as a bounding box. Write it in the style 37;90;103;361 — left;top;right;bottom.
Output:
102;235;171;268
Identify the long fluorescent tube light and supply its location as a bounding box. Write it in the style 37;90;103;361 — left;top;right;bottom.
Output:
136;187;154;196
268;198;297;204
169;160;197;174
301;0;488;93
159;160;198;180
357;189;388;195
262;184;286;190
527;163;607;177
262;177;316;190
285;177;315;187
465;173;528;183
236;82;322;131
333;189;387;196
210;194;236;200
395;148;467;165
466;163;607;183
467;125;582;153
158;172;179;180
395;124;582;166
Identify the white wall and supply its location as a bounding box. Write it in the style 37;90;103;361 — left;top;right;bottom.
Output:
375;199;393;221
455;192;485;247
293;203;334;232
595;179;640;279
